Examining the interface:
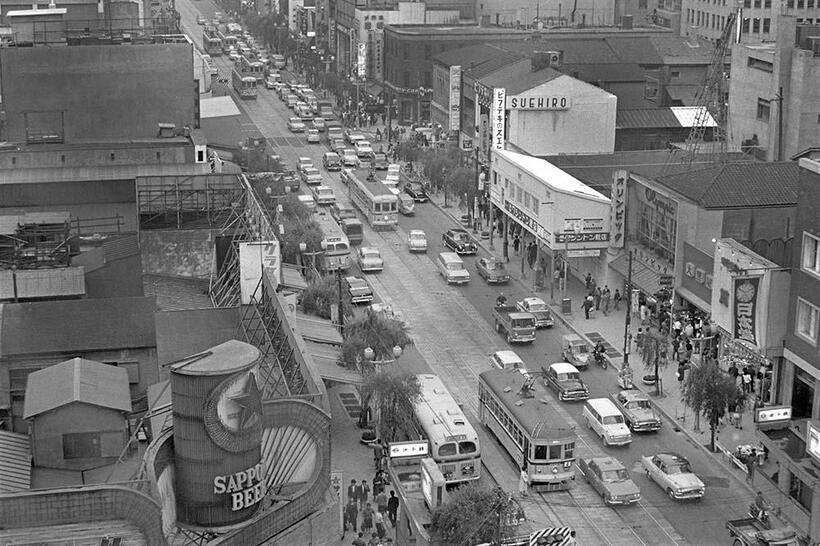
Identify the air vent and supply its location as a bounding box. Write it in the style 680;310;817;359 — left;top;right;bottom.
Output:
503;386;512;393
515;400;524;406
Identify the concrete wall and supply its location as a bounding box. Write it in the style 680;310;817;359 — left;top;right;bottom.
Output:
728;45;776;159
154;307;240;371
0;44;195;143
139;229;216;279
721;206;795;244
786;48;820;161
478;0;616;26
200;116;244;149
30;403;127;470
0;141;192;169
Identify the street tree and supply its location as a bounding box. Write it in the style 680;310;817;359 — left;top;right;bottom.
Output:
341;310;413;371
641;325;669;395
300;275;353;320
276;193;323;265
431;484;524;546
360;371;421;442
681;361;743;451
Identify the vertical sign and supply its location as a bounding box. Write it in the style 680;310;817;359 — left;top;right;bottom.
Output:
357;42;366;78
330;471;344;534
479;113;489;155
449;65;462;132
733;276;760;346
610;171;627;248
491;88;506;150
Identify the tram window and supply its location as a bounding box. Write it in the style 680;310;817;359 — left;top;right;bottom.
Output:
534;445;547;460
459;441;477;454
564;442;575;459
548;445;562;460
439;443;457;457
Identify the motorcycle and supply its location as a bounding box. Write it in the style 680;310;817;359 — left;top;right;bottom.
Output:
594;350;608;369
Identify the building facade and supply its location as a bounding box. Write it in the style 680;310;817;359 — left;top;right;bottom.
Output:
728;20;820;161
476;0;617;27
682;0;820;41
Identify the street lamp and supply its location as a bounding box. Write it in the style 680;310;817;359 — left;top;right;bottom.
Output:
363;345;403;374
298;240;327;278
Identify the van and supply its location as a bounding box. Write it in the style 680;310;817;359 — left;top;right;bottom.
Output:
583;398;632;447
436;252;470;284
340;218;363;245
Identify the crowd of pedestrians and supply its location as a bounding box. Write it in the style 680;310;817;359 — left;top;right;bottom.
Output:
342;442;399;545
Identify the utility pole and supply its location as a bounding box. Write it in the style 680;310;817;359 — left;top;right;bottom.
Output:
337;267;345;333
623;249;633;368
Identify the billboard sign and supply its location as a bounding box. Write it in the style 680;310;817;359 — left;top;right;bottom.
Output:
357;42;366;78
449;65;461;132
491;88;506;150
808;421;820;465
506;95;570;110
239;241;281;305
733;276;761;345
610;171;626;248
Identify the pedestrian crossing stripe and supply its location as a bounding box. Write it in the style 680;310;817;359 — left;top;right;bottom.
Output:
529;526;573;546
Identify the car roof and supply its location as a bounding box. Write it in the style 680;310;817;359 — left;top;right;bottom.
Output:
590;456;626;470
522;296;545;304
448;228;468;234
550;362;580;373
618;390;649;402
324;152;340;157
492;350;524;364
346;276;368;285
409;229;425;236
316;185;332;191
654;452;688;464
359;246;379;253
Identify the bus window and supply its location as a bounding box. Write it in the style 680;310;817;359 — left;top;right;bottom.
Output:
534;445;547;460
438;443;457;457
459;441;477;454
548;445;562;460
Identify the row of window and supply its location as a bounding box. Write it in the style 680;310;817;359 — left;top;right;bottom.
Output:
503;178;540;215
786;0;818;7
797;233;820;346
742;17;773;34
742;0;773;8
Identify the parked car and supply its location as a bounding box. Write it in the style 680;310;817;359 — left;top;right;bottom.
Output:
476;257;510;284
322;152;342;171
346;276;373;304
578;457;641;506
311;185;336;206
404;182;429;202
543;362;589;401
345;129;365;144
264;75;279;89
312;117;326;132
300;167;323;186
355;140;373;154
287;117;306;132
442;228;477;255
296;157;314;175
611;391;662;432
561;333;592;370
642;452;705;500
490;350;526;372
196;15;206;24
306;129;321;143
371;152;389;170
357;247;384;272
330;138;347;153
516;297;553;328
407;230;427;253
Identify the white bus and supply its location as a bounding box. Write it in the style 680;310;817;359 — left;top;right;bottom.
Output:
414;374;481;486
232;68;257;99
345;169;398;230
314;210;352;272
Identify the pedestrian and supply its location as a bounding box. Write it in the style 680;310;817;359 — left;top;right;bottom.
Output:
671;337;680;362
635;328;644;355
387;490;399;526
347;479;358;506
583;295;592;320
361;502;374;534
352;531;367;546
381;113;387;125
527;242;537;268
373;471;384;497
677;362;686;384
684;341;693;361
357;479;370;508
513;235;521;255
585;273;592;290
746;451;757;483
375;128;381;142
518;465;529;495
374;509;386;539
613;288;622;310
376;489;387;516
602;286;611;315
742;369;753;394
594;286;602;310
345;498;359;533
368;532;381;546
373;442;384;471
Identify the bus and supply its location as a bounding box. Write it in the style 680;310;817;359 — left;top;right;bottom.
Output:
314;210;352;272
239;55;265;82
217;31;237;53
344;169;398;230
232;68;257;99
202;54;218;77
202;30;222;56
414;374;481;486
478;369;577;492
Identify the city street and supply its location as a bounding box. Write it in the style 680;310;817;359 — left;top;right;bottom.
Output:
179;4;757;543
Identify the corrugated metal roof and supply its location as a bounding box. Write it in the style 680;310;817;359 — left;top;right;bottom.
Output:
0;430;31;492
656;162;800;208
23;357;132;418
295;312;343;345
0;296;157;357
617;109;682;129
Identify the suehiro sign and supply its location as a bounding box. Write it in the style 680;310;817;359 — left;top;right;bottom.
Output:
506;95;570;110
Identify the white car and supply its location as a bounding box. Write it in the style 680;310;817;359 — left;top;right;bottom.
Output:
300;167;323;186
407;230;427;253
358;247;384;273
516;297;553;328
288;118;306;132
311;185;336;206
490;350;527;373
642;452;705;500
306;129;321;143
355;140;373;154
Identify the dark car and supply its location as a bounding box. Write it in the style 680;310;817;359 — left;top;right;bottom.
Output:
442;228;477;255
345;276;373;304
404;182;429;202
544;362;589;402
476;257;510;284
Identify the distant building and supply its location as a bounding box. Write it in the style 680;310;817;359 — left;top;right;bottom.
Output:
681;0;820;41
615;107;716;151
728;19;820;161
476;0;616;27
23;358;132;470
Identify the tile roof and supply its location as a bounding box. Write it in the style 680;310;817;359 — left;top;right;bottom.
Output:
23;357;132;418
0;296;157;357
616;107;717;129
481;67;564;95
433;43;525;76
655;162;800;208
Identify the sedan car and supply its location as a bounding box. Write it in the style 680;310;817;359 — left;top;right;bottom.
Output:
355;140;373;154
323;152;342;171
490;350;526;372
407;230;428;253
296;157;314;175
544;362;589;402
346;276;373;304
312;117;326;132
287;117;306;133
579;457;641;506
404;182;429;202
442;228;477;255
264;75;279;89
516;297;553;328
306;129;321;143
196;15;206;25
311;185;336;206
372;152;389;170
344;129;366;144
642;452;705;500
476;257;510;284
358;247;384;273
330;138;347;153
611;391;662;432
341;149;358;167
300;167;323;186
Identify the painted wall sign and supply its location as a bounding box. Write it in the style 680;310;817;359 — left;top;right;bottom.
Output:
389;441;429;458
475;81;492;108
555;232;611;243
506;95;570;110
755;405;792;423
491;88;506;150
610;172;626;248
449;65;461;132
681;243;713;305
733;276;761;346
357;42;366;78
505;201;549;241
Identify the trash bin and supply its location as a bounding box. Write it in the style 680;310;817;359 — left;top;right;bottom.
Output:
561;298;572;315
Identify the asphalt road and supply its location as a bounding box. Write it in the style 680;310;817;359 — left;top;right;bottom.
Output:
177;5;755;544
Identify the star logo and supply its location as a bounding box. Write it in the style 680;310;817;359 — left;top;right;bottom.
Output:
228;372;262;431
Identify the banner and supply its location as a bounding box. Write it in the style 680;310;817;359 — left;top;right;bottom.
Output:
733;276;761;346
449;65;461;132
491;88;506;151
357;42;366;78
610;171;626;248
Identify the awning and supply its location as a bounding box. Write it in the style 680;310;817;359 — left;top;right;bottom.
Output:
294;312;343;345
666;85;698;105
0;430;31;492
675;285;711;313
305;341;364;386
609;253;662;296
280;264;308;291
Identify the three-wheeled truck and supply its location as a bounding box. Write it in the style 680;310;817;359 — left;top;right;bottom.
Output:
726;518;797;546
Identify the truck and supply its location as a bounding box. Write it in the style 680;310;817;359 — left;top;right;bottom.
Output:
726;518;797;546
492;305;536;344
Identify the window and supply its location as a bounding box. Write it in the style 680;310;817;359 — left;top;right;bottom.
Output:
798;0;804;7
564;442;574;459
743;0;750;6
742;18;750;33
548;445;563;460
803;233;820;275
639;0;647;7
753;18;761;33
763;18;771;33
534;445;547;459
796;298;820;345
754;0;761;6
756;98;771;121
765;0;771;5
438;443;457;457
787;0;794;7
63;432;101;459
790;473;813;511
747;56;773;72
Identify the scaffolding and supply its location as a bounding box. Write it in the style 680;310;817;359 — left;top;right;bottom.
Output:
137;174;244;230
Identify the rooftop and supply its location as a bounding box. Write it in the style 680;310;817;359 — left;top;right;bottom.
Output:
617;107;717;129
495;149;610;202
23;357;132;418
482;66;565;96
432;43;525;76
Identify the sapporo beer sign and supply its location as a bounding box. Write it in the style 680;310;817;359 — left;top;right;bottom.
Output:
491;88;506;150
733;277;760;345
214;462;266;511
